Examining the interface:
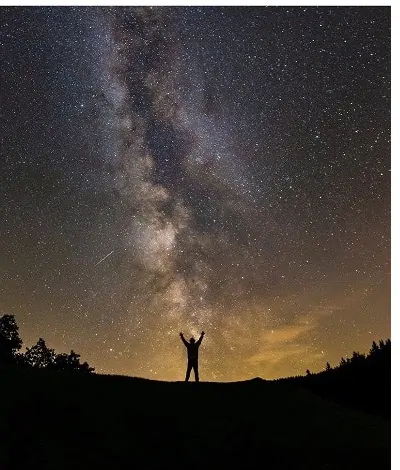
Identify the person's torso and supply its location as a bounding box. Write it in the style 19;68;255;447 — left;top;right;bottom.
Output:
187;343;199;360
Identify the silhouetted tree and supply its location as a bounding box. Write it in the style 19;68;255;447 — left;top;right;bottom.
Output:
53;350;95;373
24;338;56;369
350;351;365;365
0;314;22;367
281;338;391;417
369;339;391;360
0;314;95;374
369;340;379;356
339;357;350;367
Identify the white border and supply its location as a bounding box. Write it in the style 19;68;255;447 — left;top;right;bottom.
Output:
0;0;394;464
0;1;393;6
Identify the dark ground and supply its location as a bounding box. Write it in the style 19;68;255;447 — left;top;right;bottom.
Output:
0;370;390;470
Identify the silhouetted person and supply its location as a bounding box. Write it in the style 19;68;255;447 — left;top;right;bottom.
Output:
180;331;204;382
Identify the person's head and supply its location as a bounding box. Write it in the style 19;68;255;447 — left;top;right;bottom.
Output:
190;337;195;344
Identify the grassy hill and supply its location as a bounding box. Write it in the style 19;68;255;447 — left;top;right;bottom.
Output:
1;370;390;469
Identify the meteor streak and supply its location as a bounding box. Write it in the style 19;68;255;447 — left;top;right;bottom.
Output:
95;250;114;266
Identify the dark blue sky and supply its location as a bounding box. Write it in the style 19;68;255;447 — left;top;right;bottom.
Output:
0;6;390;380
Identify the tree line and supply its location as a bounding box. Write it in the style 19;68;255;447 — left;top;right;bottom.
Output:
280;338;391;417
1;312;391;418
0;314;94;373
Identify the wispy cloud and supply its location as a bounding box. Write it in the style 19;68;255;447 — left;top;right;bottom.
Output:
245;304;343;369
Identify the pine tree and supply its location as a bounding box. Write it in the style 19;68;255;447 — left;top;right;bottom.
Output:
369;340;379;357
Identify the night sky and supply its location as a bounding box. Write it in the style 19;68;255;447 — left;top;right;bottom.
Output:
0;6;390;381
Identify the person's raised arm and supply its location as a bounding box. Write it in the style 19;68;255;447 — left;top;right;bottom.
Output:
196;331;205;346
180;332;189;346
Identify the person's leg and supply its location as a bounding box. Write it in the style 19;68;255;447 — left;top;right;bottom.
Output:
194;360;199;382
185;361;192;381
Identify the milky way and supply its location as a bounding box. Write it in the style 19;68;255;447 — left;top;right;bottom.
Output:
1;6;390;381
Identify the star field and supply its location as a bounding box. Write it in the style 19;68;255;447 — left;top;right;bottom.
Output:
0;6;390;381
